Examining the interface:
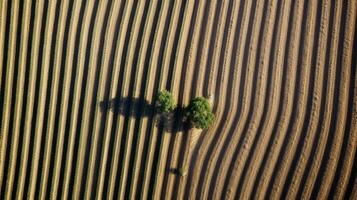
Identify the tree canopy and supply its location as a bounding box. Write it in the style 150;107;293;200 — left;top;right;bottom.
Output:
185;97;214;129
155;90;175;114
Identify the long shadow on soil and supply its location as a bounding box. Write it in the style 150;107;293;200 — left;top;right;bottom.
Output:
99;97;153;116
99;97;189;133
99;96;190;199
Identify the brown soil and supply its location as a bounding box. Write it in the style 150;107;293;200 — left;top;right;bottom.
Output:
0;0;356;199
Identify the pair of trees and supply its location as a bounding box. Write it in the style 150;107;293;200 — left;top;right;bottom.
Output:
155;90;214;129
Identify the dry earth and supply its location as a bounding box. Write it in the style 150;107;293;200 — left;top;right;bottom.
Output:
0;0;356;199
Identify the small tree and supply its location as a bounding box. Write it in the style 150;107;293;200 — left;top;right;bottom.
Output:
185;97;214;129
178;166;188;177
155;90;175;114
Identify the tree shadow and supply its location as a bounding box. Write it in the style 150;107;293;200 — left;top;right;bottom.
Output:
99;96;153;116
155;105;191;133
99;97;190;133
169;167;180;175
169;167;187;177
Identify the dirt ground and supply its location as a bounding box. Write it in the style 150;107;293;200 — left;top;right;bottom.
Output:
0;0;356;199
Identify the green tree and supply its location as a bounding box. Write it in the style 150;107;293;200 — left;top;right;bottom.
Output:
155;90;175;114
185;97;214;129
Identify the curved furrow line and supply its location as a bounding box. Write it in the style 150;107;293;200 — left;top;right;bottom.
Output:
0;0;28;197
0;0;20;196
91;1;125;199
145;0;188;198
345;158;357;199
251;0;304;198
212;0;266;195
81;0;120;198
268;0;319;198
58;1;95;199
345;147;357;199
221;0;278;198
193;0;219;97
204;1;229;97
109;1;147;199
199;0;249;198
123;1;161;199
37;0;71;198
311;1;356;198
330;72;357;199
0;0;7;98
263;0;317;198
23;1;56;198
183;0;232;197
115;0;152;196
138;1;173;199
347;154;357;200
96;1;135;199
0;0;9;191
33;1;60;196
0;0;356;198
134;2;174;198
110;0;157;196
47;1;80;198
85;1;134;199
193;0;243;198
233;0;290;198
200;1;225;99
345;133;357;200
299;1;342;198
185;1;228;195
66;1;105;198
145;2;181;196
127;1;165;198
85;0;124;198
19;1;49;196
350;183;357;200
179;0;207;103
175;0;222;198
329;17;357;199
162;0;210;198
161;1;197;198
207;0;255;198
141;0;180;196
151;0;196;199
26;0;58;197
282;0;331;198
31;1;61;199
352;176;357;200
160;21;193;198
32;1;61;196
199;0;265;198
71;1;108;197
5;0;31;196
92;1;128;198
13;0;44;198
148;1;194;199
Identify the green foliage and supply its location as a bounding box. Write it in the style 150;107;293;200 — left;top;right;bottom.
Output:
178;166;188;177
185;97;214;129
155;90;175;114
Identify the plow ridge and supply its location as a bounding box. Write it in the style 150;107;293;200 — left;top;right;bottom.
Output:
0;0;356;199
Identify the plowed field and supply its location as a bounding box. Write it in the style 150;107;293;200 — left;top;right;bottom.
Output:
0;0;356;199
